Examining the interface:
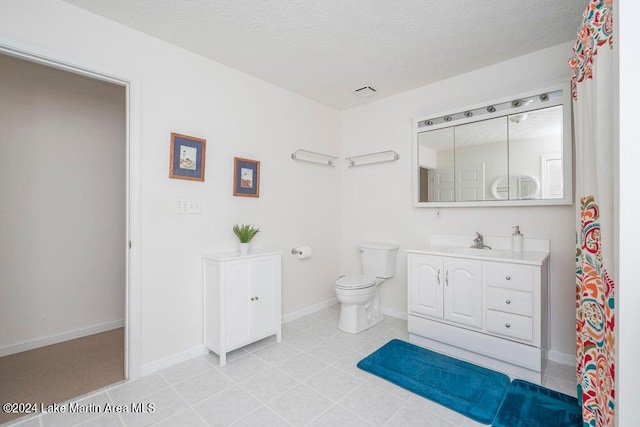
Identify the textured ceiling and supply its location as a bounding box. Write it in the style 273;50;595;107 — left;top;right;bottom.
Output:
61;0;587;110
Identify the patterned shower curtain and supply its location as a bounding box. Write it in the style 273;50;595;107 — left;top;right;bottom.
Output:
569;1;615;426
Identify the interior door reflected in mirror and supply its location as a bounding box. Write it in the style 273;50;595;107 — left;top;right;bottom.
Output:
414;84;571;207
505;106;563;200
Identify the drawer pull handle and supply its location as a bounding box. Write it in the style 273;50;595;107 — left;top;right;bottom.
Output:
505;323;511;328
505;275;511;280
505;299;511;304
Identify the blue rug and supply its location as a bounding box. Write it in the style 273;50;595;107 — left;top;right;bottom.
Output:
357;339;510;424
493;379;581;427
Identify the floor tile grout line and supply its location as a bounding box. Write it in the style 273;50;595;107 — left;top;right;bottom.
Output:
235;373;302;408
333;402;376;426
162;379;213;426
382;399;412;427
15;377;126;427
174;379;236;410
106;373;172;407
302;402;340;426
133;379;189;427
229;404;293;427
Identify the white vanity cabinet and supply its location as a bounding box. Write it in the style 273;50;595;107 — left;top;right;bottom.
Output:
408;255;483;329
203;250;282;366
407;244;549;383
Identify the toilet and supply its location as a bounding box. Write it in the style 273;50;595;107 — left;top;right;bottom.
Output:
335;242;399;334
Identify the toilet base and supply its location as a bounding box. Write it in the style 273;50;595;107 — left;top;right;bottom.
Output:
337;292;384;334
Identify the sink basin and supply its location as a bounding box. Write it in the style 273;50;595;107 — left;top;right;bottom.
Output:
444;247;513;258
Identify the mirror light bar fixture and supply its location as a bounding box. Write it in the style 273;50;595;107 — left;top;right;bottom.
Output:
417;89;562;130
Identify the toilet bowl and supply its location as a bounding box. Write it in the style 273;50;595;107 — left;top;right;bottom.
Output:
335;274;383;334
335;242;398;334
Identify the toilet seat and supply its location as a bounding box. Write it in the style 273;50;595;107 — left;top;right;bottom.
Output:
335;274;376;290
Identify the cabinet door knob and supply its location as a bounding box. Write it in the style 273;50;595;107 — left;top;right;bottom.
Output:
505;275;511;280
505;299;511;304
255;296;259;301
505;323;511;328
250;297;255;301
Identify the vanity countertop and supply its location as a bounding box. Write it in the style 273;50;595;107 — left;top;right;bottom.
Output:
407;234;550;266
406;245;549;266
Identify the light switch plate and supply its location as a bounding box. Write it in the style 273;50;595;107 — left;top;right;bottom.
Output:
175;199;202;214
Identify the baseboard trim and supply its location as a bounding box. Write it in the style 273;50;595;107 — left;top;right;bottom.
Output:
282;297;338;324
381;306;407;320
140;345;206;377
547;349;575;366
0;319;125;357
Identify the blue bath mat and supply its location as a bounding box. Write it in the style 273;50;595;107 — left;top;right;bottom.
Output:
357;339;510;424
493;379;581;427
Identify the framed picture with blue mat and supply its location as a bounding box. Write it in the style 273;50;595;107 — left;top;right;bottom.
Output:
233;157;260;197
169;133;206;182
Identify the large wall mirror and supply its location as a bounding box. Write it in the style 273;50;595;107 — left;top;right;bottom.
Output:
413;83;572;207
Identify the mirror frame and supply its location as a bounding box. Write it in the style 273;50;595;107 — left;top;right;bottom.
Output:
412;81;573;207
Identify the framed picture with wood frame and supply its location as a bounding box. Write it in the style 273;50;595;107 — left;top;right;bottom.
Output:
233;157;260;197
169;133;206;181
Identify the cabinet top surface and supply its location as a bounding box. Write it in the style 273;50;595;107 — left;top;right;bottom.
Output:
406;245;549;266
203;249;282;261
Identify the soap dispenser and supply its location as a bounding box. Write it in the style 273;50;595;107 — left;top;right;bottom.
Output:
512;226;523;252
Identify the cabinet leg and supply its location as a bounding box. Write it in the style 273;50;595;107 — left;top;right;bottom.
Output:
220;352;226;367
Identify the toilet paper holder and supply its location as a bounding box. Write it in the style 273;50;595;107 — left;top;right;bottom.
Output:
291;246;312;259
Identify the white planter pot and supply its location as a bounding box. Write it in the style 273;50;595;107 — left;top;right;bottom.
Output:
239;243;251;255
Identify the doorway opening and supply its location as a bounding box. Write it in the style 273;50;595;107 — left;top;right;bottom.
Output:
0;47;137;423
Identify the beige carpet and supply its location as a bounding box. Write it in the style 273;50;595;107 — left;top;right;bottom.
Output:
0;328;124;424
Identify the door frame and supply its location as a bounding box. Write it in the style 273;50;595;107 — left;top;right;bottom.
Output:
0;37;142;379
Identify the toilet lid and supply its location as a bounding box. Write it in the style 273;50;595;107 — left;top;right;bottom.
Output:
336;274;376;290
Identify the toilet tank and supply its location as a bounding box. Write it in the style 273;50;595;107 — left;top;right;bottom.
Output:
359;242;399;278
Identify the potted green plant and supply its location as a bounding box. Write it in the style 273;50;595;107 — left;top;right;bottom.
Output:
233;224;260;254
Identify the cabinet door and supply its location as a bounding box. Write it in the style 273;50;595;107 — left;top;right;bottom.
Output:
251;256;278;337
408;254;443;319
443;259;483;328
224;260;252;348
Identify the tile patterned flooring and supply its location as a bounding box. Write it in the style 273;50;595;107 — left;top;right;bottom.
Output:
8;305;576;426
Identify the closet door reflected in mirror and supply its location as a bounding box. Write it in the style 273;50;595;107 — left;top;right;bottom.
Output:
414;83;572;207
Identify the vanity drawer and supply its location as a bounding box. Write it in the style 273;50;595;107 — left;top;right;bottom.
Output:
486;287;533;316
486;310;533;342
486;264;533;292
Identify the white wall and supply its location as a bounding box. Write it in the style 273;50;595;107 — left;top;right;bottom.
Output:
340;43;577;360
0;0;341;369
0;53;125;353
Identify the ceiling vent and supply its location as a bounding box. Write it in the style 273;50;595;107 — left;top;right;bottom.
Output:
353;85;377;98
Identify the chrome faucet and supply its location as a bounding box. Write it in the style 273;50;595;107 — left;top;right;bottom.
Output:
471;232;492;249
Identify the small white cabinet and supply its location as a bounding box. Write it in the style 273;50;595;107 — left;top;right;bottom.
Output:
407;239;549;383
203;250;282;366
